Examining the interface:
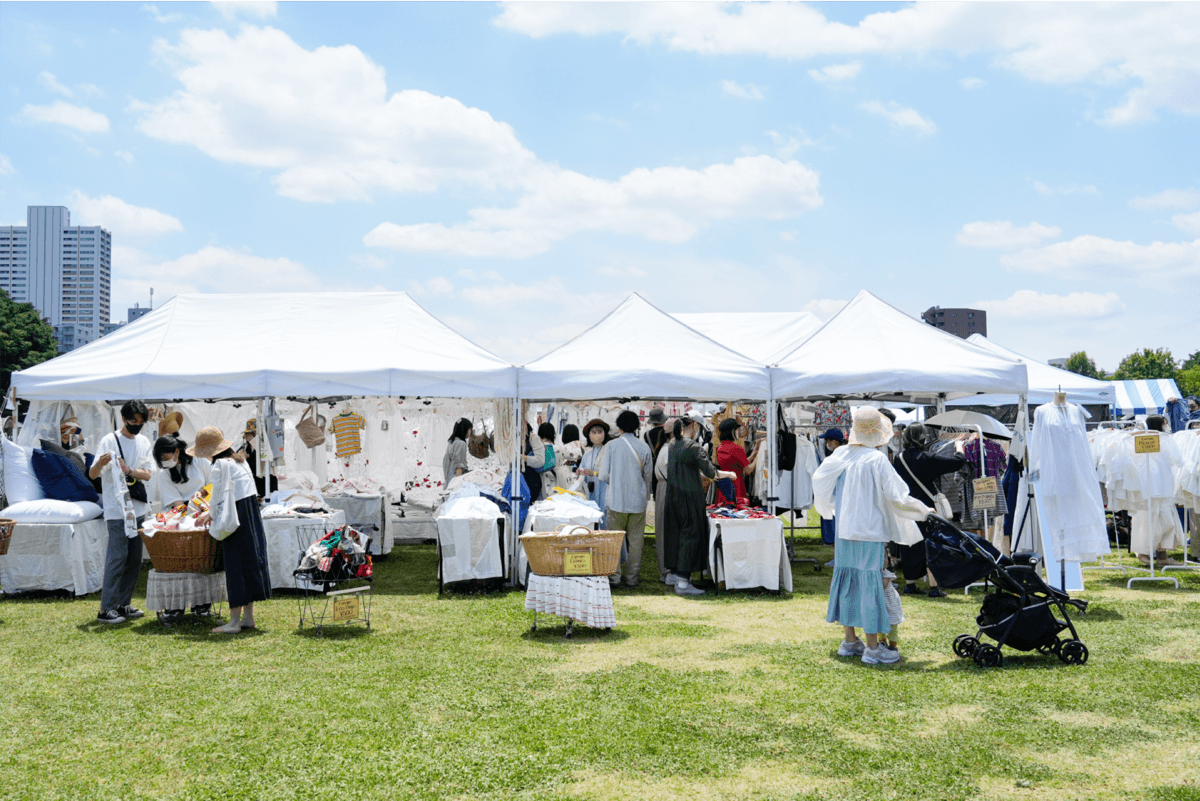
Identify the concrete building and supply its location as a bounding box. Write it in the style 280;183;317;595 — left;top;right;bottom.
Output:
922;306;986;339
0;206;112;353
102;302;154;338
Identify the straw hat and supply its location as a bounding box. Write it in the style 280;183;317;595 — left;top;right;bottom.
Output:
188;426;234;459
848;407;894;449
59;417;82;435
159;411;184;437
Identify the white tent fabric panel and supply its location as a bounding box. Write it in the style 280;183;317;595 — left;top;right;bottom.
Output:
671;312;824;364
1113;379;1183;415
946;334;1115;407
13;292;516;401
519;294;772;401
771;291;1028;401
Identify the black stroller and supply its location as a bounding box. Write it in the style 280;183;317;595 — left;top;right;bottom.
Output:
923;515;1089;668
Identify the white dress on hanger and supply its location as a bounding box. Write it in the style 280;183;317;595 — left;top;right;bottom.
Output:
1030;403;1110;563
1125;431;1185;555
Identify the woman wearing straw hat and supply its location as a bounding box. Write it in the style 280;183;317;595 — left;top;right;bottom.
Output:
190;426;272;634
813;407;932;665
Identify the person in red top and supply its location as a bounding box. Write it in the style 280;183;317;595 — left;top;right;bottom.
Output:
715;417;761;504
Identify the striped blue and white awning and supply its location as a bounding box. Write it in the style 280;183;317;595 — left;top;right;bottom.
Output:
1113;379;1184;415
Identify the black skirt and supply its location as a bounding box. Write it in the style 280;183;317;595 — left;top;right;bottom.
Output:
221;496;273;608
663;485;709;575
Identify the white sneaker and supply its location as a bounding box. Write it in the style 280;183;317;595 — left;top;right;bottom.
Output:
862;645;900;665
824;559;836;568
664;573;681;586
837;639;865;657
674;579;705;597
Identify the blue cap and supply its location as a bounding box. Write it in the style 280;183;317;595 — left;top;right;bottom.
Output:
820;428;845;442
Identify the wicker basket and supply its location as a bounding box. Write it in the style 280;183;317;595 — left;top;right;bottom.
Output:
0;518;14;557
139;528;222;574
519;524;625;576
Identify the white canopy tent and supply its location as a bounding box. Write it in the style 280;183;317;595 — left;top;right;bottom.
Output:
771;291;1029;402
12;292;516;401
519;294;772;401
946;334;1114;408
671;312;824;365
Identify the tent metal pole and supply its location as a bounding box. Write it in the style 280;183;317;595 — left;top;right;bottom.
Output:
766;374;776;518
7;388;19;440
259;398;270;502
512;375;522;586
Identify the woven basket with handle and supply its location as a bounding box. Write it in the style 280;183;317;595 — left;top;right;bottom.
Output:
0;518;14;557
519;524;625;576
139;528;223;574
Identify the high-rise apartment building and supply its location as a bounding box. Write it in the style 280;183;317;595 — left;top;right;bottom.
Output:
921;305;986;339
0;206;112;353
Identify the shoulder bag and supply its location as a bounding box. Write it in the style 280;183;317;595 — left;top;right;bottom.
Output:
897;451;952;519
114;433;148;504
295;405;327;449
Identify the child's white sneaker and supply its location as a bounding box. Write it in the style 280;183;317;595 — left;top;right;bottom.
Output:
862;645;900;665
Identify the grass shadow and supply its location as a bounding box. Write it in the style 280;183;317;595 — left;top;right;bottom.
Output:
520;626;631;644
292;624;373;640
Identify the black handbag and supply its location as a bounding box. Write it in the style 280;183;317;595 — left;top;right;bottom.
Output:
114;434;148;503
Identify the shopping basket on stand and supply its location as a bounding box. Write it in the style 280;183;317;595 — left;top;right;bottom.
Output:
519;525;624;638
292;523;374;635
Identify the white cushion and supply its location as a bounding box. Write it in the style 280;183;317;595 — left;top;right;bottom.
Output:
1;438;46;504
0;499;103;524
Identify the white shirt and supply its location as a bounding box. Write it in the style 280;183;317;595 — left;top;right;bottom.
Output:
812;444;928;543
212;458;258;503
97;430;154;521
149;458;212;512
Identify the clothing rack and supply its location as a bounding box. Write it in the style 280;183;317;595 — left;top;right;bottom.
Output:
1117;428;1180;589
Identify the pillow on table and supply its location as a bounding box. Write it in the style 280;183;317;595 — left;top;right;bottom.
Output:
1;438;46;505
31;449;100;504
39;438;88;476
0;499;103;524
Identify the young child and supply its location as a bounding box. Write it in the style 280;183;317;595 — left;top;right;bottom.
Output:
881;569;904;652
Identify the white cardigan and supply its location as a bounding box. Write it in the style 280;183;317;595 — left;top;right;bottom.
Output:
812;445;928;544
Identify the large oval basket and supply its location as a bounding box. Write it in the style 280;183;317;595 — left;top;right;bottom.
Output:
140;528;222;574
519;524;625;576
0;518;14;557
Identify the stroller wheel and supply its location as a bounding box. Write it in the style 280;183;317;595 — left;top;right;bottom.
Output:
953;634;979;659
1037;640;1060;656
1058;640;1088;665
973;644;1003;668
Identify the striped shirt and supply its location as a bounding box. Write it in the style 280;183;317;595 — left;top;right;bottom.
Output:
331;412;365;457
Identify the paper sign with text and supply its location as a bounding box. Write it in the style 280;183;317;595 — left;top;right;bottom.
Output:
1134;435;1161;454
563;551;593;575
332;596;360;622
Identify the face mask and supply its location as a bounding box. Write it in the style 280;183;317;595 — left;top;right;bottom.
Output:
161;457;178;469
124;421;144;435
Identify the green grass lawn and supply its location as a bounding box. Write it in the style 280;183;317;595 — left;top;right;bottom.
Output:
3;530;1200;801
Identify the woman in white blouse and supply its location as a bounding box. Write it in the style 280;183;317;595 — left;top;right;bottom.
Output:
150;434;212;512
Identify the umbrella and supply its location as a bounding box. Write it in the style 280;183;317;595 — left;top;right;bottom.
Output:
924;410;1012;439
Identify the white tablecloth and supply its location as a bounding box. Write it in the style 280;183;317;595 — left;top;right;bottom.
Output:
437;515;504;584
323;492;393;555
262;511;346;590
524;573;616;628
517;512;602;584
707;516;793;592
145;569;227;611
0;519;109;595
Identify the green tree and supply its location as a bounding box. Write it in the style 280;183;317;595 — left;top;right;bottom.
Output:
1178;367;1200;397
1064;351;1103;379
1112;347;1177;381
0;290;58;396
1182;350;1200;371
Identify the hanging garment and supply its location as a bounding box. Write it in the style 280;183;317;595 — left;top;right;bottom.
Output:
331;412;366;458
1029;403;1110;562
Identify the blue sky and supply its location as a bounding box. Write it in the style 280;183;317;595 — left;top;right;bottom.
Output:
3;1;1198;371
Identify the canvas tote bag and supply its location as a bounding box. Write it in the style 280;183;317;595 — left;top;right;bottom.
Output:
296;404;327;449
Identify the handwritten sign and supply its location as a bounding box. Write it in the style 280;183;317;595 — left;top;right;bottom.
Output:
1134;435;1161;454
332;596;360;622
563;551;593;576
972;477;998;512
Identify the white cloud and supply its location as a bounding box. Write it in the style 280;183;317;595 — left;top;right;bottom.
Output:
767;129;816;159
135;25;536;202
858;100;936;134
348;253;387;270
1032;180;1099;197
721;79;764;100
1001;235;1200;279
494;3;1200;124
143;4;182;24
959;77;985;90
17;101;109;133
1172;211;1200;236
0;154;12;176
1129;188;1200;211
974;290;1125;320
808;62;862;84
408;276;454;296
364;155;823;258
67;191;183;238
957;220;1062;249
801;298;848;320
37;71;73;97
212;1;276;20
114;150;135;163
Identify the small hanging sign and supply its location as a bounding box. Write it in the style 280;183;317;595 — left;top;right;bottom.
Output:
972;477;998;511
1134;435;1161;454
332;595;360;622
563;550;593;576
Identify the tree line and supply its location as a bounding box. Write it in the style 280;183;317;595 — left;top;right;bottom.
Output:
1065;349;1200;396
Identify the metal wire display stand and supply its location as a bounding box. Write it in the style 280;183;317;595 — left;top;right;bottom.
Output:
292;523;374;635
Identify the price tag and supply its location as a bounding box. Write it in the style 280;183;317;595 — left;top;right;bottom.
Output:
971;477;998;511
563;551;593;575
1134;435;1161;454
332;595;359;622
973;477;998;494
